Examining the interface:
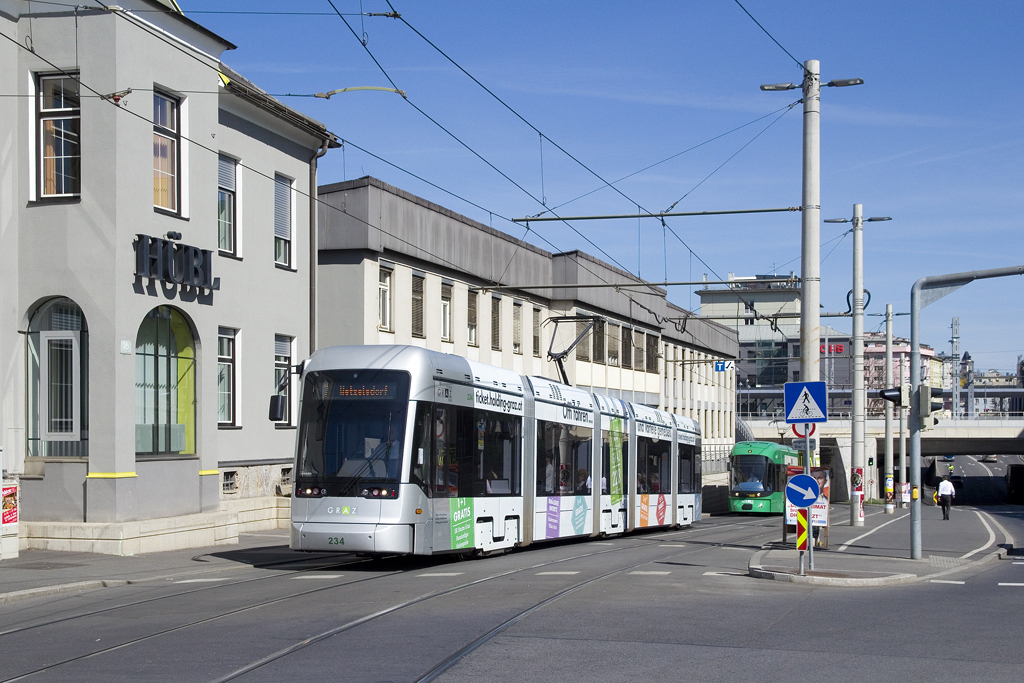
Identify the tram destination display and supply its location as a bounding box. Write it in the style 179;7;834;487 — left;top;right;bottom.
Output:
330;382;399;400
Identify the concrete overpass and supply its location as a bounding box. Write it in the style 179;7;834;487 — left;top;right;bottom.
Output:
743;416;1024;503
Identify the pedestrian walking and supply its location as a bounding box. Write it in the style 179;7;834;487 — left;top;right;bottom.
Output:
938;475;955;520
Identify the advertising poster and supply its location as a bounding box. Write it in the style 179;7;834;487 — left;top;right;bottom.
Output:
2;486;16;525
900;483;911;503
571;496;588;535
853;467;865;522
656;494;667;525
609;418;624;505
449;497;474;550
785;466;830;527
545;496;561;538
639;494;650;527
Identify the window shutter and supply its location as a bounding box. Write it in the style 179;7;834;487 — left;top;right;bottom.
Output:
633;330;644;371
218;155;236;191
513;303;522;353
275;335;291;358
274;175;291;240
532;308;541;357
592;320;605;364
491;297;501;350
575;320;590;362
412;275;425;337
608;324;619;366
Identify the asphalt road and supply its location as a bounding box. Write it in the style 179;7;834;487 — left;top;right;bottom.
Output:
1;496;1022;682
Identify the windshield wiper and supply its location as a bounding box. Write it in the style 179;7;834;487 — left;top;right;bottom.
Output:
338;412;398;495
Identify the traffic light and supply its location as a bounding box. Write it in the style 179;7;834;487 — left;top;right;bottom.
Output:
919;385;944;431
879;387;903;406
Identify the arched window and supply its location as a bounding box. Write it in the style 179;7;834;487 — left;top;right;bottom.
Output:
135;306;196;456
27;298;89;457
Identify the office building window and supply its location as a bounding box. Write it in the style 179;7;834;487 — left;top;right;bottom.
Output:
441;284;453;342
38;74;80;197
274;174;292;266
218;155;237;254
378;267;392;331
135;306;195;455
646;334;659;373
217;328;236;425
576;320;590;362
274;335;293;425
468;291;478;346
608;324;620;366
491;296;501;351
532;308;541;357
513;302;523;354
633;331;644;372
592;319;605;364
153;92;180;212
412;274;425;338
744;301;755;325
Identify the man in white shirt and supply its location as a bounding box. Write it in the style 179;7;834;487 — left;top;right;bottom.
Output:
938;476;955;520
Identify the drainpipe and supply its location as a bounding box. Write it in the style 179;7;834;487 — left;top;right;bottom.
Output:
309;139;329;357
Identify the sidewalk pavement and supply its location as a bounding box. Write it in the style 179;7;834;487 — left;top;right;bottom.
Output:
748;503;1018;586
0;530;338;605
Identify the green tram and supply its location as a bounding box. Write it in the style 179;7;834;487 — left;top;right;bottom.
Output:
728;441;802;514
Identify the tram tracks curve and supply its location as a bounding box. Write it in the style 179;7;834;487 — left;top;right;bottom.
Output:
0;517;780;682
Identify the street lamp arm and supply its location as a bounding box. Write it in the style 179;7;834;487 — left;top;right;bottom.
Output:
315;86;407;99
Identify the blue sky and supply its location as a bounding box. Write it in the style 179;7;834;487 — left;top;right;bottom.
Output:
187;1;1023;372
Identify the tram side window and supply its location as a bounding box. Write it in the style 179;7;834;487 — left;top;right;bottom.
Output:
601;429;628;497
432;404;457;498
536;420;593;496
471;410;521;496
410;402;431;493
678;444;695;494
637;437;672;494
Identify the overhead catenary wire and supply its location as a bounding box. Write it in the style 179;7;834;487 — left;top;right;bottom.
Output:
732;0;804;70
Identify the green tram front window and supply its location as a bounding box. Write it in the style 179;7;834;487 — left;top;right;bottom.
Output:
732;454;776;494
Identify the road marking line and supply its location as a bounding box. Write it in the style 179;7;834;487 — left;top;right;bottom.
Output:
630;571;671;575
703;571;746;577
590;542;614;545
998;583;1024;587
176;578;230;583
418;572;463;577
837;513;906;552
659;544;687;548
1013;562;1024;565
975;460;994;477
960;511;996;560
291;575;344;579
929;579;965;585
536;571;580;575
978;509;1016;549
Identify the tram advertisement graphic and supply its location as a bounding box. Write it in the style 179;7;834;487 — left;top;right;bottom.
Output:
449;497;475;550
545;496;561;538
2;485;16;525
639;494;650;527
656;494;666;525
609;418;624;505
571;496;588;535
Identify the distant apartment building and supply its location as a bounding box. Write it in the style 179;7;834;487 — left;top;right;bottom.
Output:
316;177;740;462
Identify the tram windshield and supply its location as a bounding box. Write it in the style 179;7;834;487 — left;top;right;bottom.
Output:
732;454;773;493
296;369;410;493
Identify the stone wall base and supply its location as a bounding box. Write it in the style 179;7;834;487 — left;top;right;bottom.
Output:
19;496;291;556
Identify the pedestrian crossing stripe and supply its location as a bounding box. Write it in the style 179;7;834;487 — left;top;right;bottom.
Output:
786;386;826;422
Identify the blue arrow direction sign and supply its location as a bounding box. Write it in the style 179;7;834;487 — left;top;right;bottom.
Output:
786;474;821;508
784;381;828;424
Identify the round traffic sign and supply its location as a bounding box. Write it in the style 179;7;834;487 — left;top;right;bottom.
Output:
791;423;816;438
786;473;821;508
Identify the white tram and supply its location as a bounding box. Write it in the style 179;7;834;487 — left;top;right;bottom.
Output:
282;346;701;556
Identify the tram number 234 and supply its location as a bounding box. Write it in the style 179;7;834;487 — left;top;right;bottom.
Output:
327;537;346;546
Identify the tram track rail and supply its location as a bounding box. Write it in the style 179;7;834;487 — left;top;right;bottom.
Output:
0;517;781;683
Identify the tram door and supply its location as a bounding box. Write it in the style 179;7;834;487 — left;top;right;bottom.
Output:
599;418;628;534
634;433;672;528
676;443;698;525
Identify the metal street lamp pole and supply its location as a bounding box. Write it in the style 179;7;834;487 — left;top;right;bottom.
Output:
910;265;1024;558
884;303;895;514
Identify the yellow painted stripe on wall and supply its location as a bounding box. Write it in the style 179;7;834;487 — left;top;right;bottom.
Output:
86;472;138;479
199;470;220;476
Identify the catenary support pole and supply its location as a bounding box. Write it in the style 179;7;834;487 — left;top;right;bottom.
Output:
800;60;821;403
899;355;907;509
884;303;894;513
851;204;865;526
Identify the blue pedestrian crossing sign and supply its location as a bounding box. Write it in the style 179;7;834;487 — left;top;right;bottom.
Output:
786;474;821;508
784;381;828;424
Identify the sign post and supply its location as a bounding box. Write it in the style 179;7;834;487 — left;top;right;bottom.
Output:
786;473;821;575
784;381;828;571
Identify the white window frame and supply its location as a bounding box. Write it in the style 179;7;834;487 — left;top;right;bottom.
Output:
274;334;294;426
37;72;81;199
39;330;81;441
441;283;453;342
218;327;237;426
218;154;238;255
274;173;293;267
378;267;393;331
153;91;180;214
512;302;523;355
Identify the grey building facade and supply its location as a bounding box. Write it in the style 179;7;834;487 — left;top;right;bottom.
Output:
1;1;337;553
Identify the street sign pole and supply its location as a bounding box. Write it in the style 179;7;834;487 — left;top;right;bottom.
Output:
805;437;813;570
